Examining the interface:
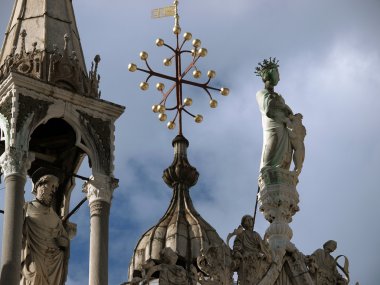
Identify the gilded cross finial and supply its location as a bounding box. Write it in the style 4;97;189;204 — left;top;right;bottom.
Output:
129;2;229;135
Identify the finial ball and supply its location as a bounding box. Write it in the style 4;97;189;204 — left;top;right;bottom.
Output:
128;63;137;72
140;82;149;91
184;98;193;106
220;88;229;96
193;70;201;79
194;115;203;123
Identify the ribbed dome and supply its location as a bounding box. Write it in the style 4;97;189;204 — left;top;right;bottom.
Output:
128;135;225;280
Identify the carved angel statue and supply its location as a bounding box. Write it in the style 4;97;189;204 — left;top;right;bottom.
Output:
306;240;349;285
229;215;272;285
21;168;73;285
255;58;306;175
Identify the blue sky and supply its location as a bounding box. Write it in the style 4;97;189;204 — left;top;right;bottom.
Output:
1;0;380;284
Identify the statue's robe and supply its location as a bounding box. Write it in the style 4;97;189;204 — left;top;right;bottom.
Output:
311;249;342;285
21;201;68;285
233;230;270;285
256;89;292;171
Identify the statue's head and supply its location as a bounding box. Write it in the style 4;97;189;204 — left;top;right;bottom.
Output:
31;168;61;206
323;240;337;253
255;57;280;87
241;215;254;230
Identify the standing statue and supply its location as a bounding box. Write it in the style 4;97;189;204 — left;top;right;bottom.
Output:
21;168;70;285
255;58;306;175
230;215;272;285
306;240;349;285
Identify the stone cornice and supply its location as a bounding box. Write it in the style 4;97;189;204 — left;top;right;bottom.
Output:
0;72;125;120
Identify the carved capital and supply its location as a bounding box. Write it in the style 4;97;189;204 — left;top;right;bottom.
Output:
83;173;118;205
0;148;34;177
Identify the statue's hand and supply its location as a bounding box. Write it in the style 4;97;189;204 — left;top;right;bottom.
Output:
56;236;69;248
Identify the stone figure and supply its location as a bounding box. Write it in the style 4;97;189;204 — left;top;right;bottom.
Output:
255;58;306;175
231;215;272;285
306;240;348;285
197;245;233;285
128;247;197;285
21;169;70;285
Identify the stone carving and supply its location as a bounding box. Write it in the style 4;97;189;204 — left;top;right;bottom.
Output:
77;111;112;175
228;215;272;285
16;94;53;132
0;30;101;98
21;168;74;285
306;240;349;285
255;58;306;175
83;173;118;205
0;30;43;83
0;147;34;177
197;245;233;285
127;247;197;285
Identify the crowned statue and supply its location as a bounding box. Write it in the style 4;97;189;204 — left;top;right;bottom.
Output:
255;58;306;176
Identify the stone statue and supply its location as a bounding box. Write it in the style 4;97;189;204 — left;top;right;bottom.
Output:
306;240;349;285
255;58;306;175
21;168;70;285
197;245;233;285
128;247;197;285
230;215;271;285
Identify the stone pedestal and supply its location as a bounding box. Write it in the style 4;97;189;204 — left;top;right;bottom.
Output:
258;168;299;260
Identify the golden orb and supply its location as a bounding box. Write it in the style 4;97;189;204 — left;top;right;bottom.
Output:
140;51;148;60
157;105;166;113
192;39;201;48
207;70;216;78
152;104;159;113
163;58;172;66
184;98;193;106
159;113;167;122
191;49;196;56
194;114;203;123
209;99;218;108
220;87;230;96
140;82;149;91
183;32;192;41
128;63;137;72
198;48;208;57
193;70;201;79
156;38;164;47
156;83;165;91
167;121;176;130
173;26;181;34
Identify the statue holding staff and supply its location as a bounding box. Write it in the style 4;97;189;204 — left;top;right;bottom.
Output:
21;168;72;285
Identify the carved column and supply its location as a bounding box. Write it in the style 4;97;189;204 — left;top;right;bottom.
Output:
83;173;118;285
257;168;299;277
0;148;34;285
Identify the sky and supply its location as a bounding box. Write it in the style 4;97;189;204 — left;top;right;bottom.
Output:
0;0;380;284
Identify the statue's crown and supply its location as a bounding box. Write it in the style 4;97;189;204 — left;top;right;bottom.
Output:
255;57;279;77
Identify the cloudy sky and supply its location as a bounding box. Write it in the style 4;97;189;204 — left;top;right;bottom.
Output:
1;0;380;284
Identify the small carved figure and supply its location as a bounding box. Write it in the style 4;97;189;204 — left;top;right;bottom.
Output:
129;247;196;285
288;113;306;174
21;168;70;285
306;240;349;285
197;245;233;285
255;58;306;174
231;215;271;285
